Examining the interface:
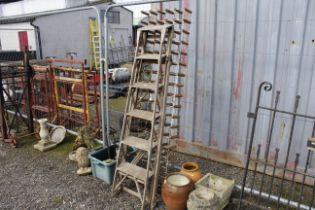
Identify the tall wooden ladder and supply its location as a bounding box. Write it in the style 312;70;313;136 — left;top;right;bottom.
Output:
89;18;100;70
112;24;174;210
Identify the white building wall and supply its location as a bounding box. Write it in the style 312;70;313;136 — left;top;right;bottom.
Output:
0;22;36;51
32;5;132;65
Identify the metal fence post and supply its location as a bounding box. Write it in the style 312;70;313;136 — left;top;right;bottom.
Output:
24;48;34;133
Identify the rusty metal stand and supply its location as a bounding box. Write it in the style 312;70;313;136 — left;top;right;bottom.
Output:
23;49;34;133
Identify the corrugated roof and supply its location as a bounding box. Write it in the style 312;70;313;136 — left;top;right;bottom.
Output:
0;0;116;25
0;16;36;24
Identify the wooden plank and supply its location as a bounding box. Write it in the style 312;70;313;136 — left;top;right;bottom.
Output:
127;109;157;121
122;136;157;151
117;162;153;181
136;54;165;60
131;82;162;91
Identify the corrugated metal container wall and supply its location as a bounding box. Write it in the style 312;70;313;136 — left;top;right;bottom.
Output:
153;0;315;168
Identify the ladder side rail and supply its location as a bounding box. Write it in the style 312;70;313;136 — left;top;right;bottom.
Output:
150;26;174;208
141;27;168;210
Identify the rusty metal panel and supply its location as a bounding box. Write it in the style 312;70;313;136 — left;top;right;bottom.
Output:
153;0;315;166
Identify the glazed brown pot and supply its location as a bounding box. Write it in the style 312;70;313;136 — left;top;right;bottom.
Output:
180;162;203;183
162;172;194;210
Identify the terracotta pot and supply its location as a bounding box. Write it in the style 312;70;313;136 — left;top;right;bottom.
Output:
162;172;194;210
180;162;203;183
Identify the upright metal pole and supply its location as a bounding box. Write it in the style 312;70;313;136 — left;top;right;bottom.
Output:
276;95;300;208
24;48;34;133
0;65;8;140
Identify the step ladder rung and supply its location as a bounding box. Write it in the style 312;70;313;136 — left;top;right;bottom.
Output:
131;82;162;91
122;136;157;151
139;24;173;32
127;109;159;121
117;162;153;182
136;53;166;60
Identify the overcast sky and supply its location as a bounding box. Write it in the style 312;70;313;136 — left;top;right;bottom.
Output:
113;0;151;19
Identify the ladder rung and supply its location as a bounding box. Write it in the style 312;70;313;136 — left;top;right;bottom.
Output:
185;8;192;14
131;82;162;91
174;30;181;35
182;29;190;35
181;51;188;56
117;162;153;182
170;125;179;129
172;115;180;119
166;104;181;108
168;82;184;87
170;72;186;77
170;135;179;139
184;18;191;24
139;24;173;32
175;9;183;14
141;20;148;25
179;62;187;67
168;93;183;98
182;40;189;45
171;50;179;55
157;10;166;15
122;187;142;199
122;136;157;151
147;40;155;44
157;20;165;25
165;9;174;15
127;109;159;121
136;53;165;60
149;20;157;25
149;10;158;15
165;19;173;24
141;11;150;16
174;19;182;24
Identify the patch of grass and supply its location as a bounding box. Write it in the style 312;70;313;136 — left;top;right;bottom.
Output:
52;196;63;204
51;134;76;156
109;96;126;112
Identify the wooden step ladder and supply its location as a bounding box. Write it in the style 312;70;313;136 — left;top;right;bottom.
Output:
139;8;192;180
89;18;100;71
112;24;174;210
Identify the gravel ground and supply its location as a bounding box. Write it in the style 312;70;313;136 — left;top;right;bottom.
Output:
0;133;286;210
0;136;141;210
